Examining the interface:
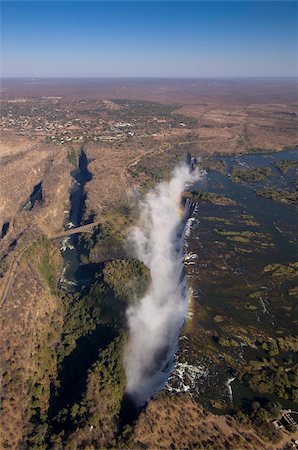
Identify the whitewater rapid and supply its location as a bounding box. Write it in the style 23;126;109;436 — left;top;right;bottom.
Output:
124;163;201;406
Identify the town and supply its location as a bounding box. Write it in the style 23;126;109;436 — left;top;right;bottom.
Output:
0;97;197;145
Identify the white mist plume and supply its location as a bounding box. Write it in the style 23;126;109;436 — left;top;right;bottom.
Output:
124;163;201;406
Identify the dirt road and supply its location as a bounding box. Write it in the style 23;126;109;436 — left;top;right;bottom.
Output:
0;243;32;312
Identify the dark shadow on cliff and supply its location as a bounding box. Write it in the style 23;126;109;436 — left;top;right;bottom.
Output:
48;323;117;434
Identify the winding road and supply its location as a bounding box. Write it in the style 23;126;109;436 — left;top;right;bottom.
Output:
0;242;32;312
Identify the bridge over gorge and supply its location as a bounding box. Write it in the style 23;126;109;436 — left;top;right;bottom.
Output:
49;221;100;241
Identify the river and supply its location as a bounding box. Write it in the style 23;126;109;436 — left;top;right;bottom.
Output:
166;148;298;414
59;149;92;291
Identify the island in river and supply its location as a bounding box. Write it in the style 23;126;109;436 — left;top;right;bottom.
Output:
0;80;298;449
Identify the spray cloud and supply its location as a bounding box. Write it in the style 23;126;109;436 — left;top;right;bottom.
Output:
125;163;201;406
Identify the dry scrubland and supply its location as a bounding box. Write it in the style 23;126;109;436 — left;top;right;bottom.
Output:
175;102;298;153
0;132;72;236
132;394;293;450
0;239;63;448
0;79;298;449
1;79;297;222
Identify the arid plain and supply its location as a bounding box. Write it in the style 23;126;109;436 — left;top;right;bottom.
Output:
0;79;298;449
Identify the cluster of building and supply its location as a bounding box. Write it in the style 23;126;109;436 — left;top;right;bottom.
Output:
0;97;191;145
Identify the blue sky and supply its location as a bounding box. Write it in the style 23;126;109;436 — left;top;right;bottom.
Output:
1;1;297;77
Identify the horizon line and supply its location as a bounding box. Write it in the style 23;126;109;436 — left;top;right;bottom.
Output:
1;76;297;80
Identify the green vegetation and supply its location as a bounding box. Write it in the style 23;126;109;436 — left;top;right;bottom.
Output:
66;148;79;167
249;290;263;299
288;286;298;297
11;149;298;448
57;257;150;363
28;251;149;445
200;158;227;174
26;334;61;448
128;162;172;190
218;336;239;347
233;337;298;440
25;310;63;448
128;150;183;190
80;222;125;263
112;99;197;129
205;216;233;225
21;228;150;448
50;335;126;448
256;187;298;204
273;159;298;174
215;229;270;246
242;363;298;402
261;335;298;354
57;287;105;362
103;258;150;304
237;213;259;227
183;189;235;206
130;164;167;184
2;237;63;449
234;399;282;443
38;256;58;292
24;253;142;447
231;166;272;183
116;197;137;220
24;283;107;448
234;336;298;403
83;334;126;427
27;236;60;292
263;262;298;278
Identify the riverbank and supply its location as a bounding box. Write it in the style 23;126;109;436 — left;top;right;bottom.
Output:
166;148;298;436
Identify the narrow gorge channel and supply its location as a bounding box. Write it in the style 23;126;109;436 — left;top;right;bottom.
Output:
53;159;201;436
59;149;92;291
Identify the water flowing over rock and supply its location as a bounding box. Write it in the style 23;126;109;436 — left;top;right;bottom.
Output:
124;163;202;406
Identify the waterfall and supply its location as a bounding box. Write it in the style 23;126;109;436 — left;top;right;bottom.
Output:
226;377;235;406
124;163;202;406
183;198;197;220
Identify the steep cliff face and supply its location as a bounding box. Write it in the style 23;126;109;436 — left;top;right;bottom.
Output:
34;149;72;236
0;131;72;238
0;135;47;228
0;238;63;449
62;335;126;450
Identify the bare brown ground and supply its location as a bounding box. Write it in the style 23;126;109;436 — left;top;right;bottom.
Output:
84;138;174;218
78;82;297;219
83;108;297;219
0;246;62;449
0;80;297;449
175;102;298;153
0;132;72;236
1;80;297;231
1;78;297;105
132;394;295;450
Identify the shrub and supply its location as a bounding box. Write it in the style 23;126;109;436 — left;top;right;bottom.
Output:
103;258;150;304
